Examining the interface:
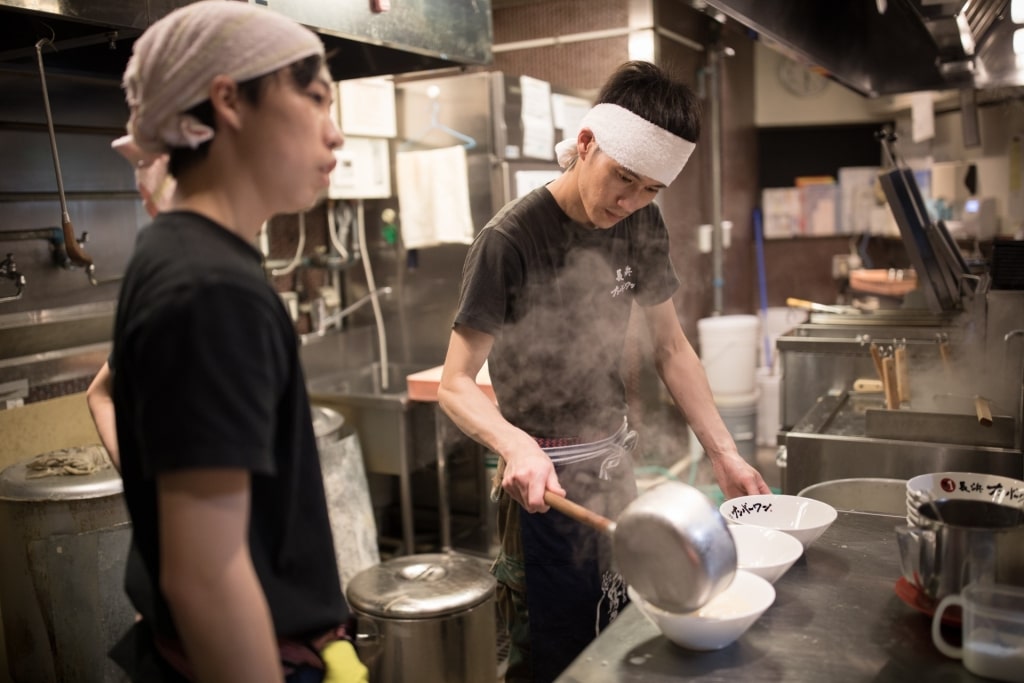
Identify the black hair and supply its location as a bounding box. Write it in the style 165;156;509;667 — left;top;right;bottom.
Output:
595;60;701;143
167;54;324;178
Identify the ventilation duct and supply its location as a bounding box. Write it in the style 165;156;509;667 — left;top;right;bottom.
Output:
0;0;493;81
702;0;1021;96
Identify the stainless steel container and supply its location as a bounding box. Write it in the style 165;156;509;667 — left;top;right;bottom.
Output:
896;501;1024;602
0;447;133;683
346;552;497;683
797;478;908;516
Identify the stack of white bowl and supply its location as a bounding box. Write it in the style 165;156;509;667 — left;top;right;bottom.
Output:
905;471;1024;527
719;494;837;550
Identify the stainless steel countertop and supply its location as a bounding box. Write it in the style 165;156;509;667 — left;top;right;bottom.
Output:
556;511;984;682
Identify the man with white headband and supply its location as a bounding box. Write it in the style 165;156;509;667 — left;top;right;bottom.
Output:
438;61;770;683
106;2;366;681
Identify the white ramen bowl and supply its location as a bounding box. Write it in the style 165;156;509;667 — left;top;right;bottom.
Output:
727;524;804;583
720;494;837;548
906;471;1024;526
628;570;775;651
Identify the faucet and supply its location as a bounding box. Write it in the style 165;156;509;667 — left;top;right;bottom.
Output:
0;253;26;303
309;286;393;338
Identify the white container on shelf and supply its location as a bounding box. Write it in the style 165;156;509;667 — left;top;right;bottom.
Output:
698;315;760;397
756;367;782;447
758;307;808;369
688;390;760;466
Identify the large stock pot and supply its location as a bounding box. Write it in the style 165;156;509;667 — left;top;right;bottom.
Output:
0;446;133;683
346;552;497;683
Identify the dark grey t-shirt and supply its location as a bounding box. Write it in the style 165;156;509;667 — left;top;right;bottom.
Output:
454;186;679;439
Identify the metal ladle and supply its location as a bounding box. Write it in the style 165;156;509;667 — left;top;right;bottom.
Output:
544;480;737;613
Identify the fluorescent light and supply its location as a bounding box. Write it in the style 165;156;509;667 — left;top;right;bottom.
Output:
1016;28;1024;55
1014;0;1024;23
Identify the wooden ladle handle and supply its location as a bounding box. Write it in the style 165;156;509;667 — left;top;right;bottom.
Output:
543;491;616;535
975;396;993;427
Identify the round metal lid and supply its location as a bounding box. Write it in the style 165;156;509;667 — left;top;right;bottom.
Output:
311;405;344;440
346;552;496;619
0;445;122;502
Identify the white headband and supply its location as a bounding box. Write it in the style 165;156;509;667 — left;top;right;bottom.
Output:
554;103;696;186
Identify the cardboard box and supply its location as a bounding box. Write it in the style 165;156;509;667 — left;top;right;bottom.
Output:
800;183;838;236
838;166;882;234
762;187;802;238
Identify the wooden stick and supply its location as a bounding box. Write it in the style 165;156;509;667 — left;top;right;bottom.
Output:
544;491;616;534
894;345;910;404
853;378;884;393
938;338;952;379
882;357;900;410
975;396;993;427
869;343;885;381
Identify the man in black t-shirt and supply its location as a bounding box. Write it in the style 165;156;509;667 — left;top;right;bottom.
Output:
438;61;771;683
106;3;365;681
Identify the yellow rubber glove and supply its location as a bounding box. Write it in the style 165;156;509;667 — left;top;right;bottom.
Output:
321;639;369;683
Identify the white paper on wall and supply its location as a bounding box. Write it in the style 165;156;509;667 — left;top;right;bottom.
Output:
520;75;555;160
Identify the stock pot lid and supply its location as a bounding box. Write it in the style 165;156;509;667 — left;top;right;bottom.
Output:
0;445;122;501
346;552;496;619
311;405;344;441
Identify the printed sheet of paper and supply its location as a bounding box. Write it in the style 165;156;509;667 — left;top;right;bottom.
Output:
520;75;555;160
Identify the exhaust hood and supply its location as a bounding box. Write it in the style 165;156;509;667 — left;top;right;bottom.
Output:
702;0;1022;97
0;0;493;81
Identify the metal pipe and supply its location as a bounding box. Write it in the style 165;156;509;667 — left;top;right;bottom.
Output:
0;253;25;303
0;191;140;203
34;38;94;277
1005;329;1024;451
0;30;133;63
708;44;724;314
307;286;393;338
356;199;390;391
0;121;125;136
0;228;62;242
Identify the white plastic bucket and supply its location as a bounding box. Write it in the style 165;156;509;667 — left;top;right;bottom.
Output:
687;391;759;466
756;367;782;447
758;307;808;369
716;391;759;465
698;315;760;397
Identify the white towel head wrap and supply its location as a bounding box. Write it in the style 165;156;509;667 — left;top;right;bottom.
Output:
117;0;324;163
554;103;696;186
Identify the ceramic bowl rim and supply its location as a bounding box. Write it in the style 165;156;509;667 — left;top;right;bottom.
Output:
719;494;839;530
728;524;805;565
628;569;776;622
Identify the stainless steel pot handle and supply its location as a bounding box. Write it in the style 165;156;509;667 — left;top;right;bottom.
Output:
352;617;382;665
774;445;787;470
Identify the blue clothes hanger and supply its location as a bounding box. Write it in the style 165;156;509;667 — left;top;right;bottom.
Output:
401;87;477;151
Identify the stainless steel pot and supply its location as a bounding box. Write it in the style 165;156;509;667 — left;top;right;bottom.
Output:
896;499;1024;602
345;552;497;683
545;480;737;613
0;447;133;683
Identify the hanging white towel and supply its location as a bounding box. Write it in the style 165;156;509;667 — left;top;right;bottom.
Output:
395;145;475;249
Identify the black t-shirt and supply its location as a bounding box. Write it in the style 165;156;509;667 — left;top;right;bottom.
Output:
112;211;346;646
454;187;679;438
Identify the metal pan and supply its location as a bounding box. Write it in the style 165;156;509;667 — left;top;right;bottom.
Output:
544;480;737;613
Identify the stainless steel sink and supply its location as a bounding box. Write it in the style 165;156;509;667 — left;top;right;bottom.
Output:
308;361;435;476
307;361;437;555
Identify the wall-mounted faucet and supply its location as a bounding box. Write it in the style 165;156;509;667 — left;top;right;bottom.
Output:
307;286;393;339
0;253;26;303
